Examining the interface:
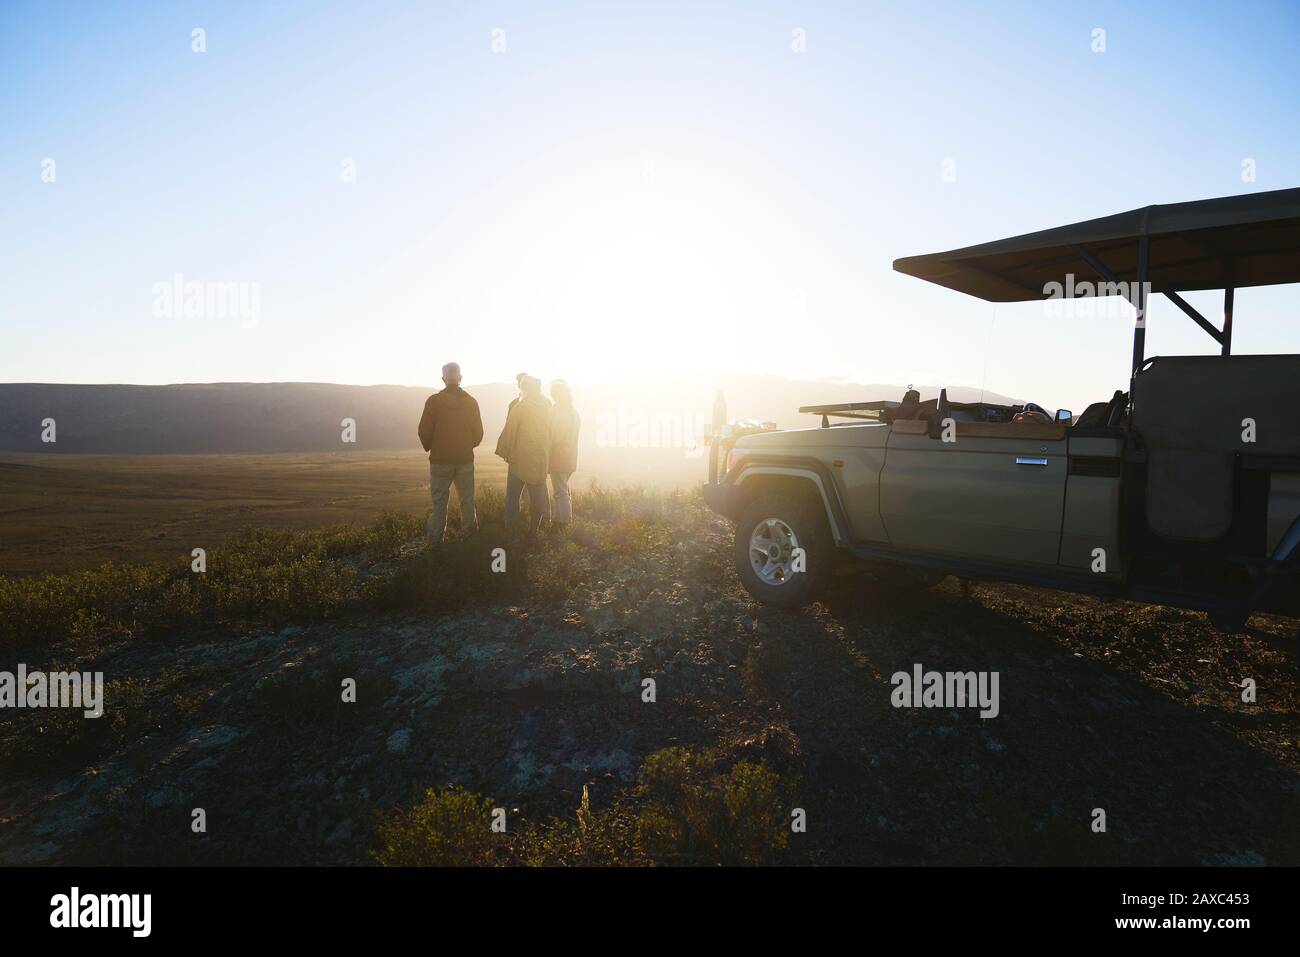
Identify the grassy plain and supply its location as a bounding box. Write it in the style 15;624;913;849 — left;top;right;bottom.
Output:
0;450;500;576
0;447;705;576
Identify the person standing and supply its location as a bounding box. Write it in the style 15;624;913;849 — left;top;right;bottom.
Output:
495;371;530;460
496;375;551;535
506;372;528;416
548;379;580;526
417;362;484;544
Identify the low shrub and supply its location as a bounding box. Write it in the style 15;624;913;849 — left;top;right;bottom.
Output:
372;746;798;867
372;785;503;866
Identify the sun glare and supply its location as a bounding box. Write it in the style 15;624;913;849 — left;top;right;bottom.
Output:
392;134;817;387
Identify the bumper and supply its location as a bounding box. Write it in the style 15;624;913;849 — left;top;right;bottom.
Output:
703;482;739;520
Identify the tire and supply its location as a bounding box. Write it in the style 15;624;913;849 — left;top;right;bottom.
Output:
734;492;833;608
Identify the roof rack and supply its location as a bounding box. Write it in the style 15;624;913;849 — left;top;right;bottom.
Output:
798;401;898;428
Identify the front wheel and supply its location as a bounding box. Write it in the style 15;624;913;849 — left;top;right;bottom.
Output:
734;493;833;608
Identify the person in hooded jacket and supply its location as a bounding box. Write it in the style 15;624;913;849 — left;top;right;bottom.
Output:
547;379;580;526
496;375;552;535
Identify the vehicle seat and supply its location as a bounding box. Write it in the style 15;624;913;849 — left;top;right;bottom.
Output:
927;389;951;438
1074;390;1126;431
896;388;921;420
1074;401;1110;428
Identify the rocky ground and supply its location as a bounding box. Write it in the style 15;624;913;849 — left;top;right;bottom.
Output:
2;503;1298;865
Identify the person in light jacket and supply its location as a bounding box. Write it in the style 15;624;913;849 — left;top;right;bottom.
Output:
505;372;528;417
496;375;552;535
547;380;580;526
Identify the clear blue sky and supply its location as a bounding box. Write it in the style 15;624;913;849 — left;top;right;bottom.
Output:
2;0;1297;410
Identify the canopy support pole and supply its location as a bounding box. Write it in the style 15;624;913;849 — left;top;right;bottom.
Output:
1070;243;1122;286
1222;286;1235;356
1071;239;1149;373
1164;291;1225;345
1162;287;1237;354
1132;235;1149;375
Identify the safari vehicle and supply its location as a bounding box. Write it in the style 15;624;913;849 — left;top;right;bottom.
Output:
704;188;1300;632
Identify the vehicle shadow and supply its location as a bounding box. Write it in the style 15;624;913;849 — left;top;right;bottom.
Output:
745;573;1300;865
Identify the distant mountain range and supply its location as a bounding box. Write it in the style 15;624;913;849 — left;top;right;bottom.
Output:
0;378;1019;454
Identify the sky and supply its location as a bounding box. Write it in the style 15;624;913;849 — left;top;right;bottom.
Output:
2;0;1297;412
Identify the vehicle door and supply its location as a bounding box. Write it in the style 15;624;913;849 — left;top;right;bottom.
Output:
879;419;1069;566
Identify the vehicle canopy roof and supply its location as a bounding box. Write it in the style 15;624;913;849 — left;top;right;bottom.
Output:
892;187;1300;302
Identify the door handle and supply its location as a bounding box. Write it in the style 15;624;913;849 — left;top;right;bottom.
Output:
1015;456;1049;466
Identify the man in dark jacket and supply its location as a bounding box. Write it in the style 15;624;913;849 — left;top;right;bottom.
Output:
418;362;484;543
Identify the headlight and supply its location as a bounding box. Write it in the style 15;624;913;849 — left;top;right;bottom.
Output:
722;449;747;479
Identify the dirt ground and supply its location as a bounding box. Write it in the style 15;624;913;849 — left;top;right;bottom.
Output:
1;509;1297;865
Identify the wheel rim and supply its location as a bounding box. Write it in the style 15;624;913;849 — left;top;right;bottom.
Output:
749;517;800;585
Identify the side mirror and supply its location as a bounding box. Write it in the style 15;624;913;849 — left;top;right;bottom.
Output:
1055;409;1073;423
